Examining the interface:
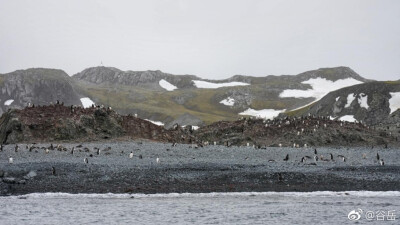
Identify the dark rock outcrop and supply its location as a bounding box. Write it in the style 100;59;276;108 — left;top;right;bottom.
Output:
165;113;205;129
0;105;195;144
195;116;398;147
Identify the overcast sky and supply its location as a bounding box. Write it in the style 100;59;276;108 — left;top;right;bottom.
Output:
0;0;399;80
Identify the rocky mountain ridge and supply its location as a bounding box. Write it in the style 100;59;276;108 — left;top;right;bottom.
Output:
0;66;386;128
286;81;400;126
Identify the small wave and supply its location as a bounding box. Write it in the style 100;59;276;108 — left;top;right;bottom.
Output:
3;191;400;199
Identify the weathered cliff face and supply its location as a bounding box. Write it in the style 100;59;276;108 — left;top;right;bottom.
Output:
0;68;82;115
291;82;400;126
0;105;195;144
72;66;198;89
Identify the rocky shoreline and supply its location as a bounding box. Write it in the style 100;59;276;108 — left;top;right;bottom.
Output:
1;141;399;195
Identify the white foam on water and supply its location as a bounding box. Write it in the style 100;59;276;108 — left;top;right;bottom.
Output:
159;79;177;91
193;80;249;89
80;97;95;108
5;191;400;200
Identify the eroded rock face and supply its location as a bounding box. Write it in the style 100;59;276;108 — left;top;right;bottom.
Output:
296;82;400;126
0;68;82;114
73;67;198;89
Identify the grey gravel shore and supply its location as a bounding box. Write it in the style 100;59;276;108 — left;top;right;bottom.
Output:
0;141;399;195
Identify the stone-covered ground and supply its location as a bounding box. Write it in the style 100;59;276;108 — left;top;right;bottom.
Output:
1;141;399;195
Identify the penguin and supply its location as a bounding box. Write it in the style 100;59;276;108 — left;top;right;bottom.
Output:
376;153;380;161
84;157;88;164
139;154;143;159
329;153;334;161
314;155;318;162
279;143;282;148
156;157;160;163
283;154;289;161
14;144;19;152
278;173;283;182
52;166;56;175
129;152;134;159
379;159;384;166
301;157;306;163
314;149;317;155
9;157;13;164
96;148;101;155
45;148;50;154
171;143;177;147
71;147;75;155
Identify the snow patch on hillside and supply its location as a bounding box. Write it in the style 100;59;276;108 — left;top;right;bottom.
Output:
4;99;14;106
239;108;285;119
345;93;355;108
80;97;95;108
389;92;400;114
339;115;357;122
144;119;164;126
159;79;177;91
193;80;249;89
220;97;235;106
358;93;369;109
280;78;362;101
182;125;200;130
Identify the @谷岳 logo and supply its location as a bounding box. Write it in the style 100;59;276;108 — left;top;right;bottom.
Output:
348;209;363;221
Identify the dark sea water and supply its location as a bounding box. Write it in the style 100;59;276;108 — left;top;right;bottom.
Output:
1;191;399;225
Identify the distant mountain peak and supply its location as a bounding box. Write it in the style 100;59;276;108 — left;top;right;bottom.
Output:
296;66;370;82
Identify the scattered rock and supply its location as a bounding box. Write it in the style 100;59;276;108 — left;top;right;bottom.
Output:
17;179;26;184
23;170;37;180
2;177;16;184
